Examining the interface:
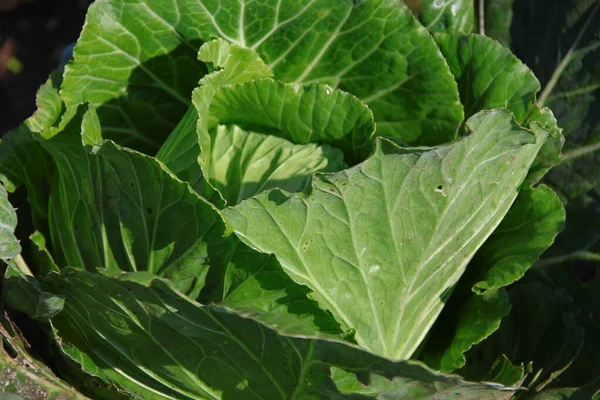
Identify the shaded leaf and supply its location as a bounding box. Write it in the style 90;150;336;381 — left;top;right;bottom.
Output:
44;268;518;400
3;265;64;320
482;355;526;388
199;240;344;338
510;0;600;202
527;386;600;400
38;107;222;297
205;125;346;206
0;126;53;236
482;0;514;47
464;282;585;392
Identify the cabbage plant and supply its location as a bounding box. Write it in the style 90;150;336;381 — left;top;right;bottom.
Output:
1;0;599;399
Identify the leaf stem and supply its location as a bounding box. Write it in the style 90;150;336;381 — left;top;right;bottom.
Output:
537;251;600;267
13;254;34;277
558;141;600;165
538;1;600;107
478;0;485;35
548;82;600;102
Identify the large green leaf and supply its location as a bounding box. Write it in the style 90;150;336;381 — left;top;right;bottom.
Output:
406;0;475;34
43;268;518;400
223;109;548;360
62;0;463;148
60;0;206;153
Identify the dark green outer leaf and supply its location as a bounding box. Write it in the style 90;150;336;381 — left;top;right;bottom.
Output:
44;269;519;400
493;1;600;390
3;266;65;320
0;126;53;236
199;240;345;338
0;71;66;246
463;282;586;392
526;387;600;400
528;253;600;390
38;107;222;297
471;186;565;293
483;0;514;47
421;288;510;373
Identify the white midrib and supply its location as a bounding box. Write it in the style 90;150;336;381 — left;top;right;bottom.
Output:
238;0;246;46
294;7;353;82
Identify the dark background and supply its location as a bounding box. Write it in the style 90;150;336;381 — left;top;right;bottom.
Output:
0;0;90;135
